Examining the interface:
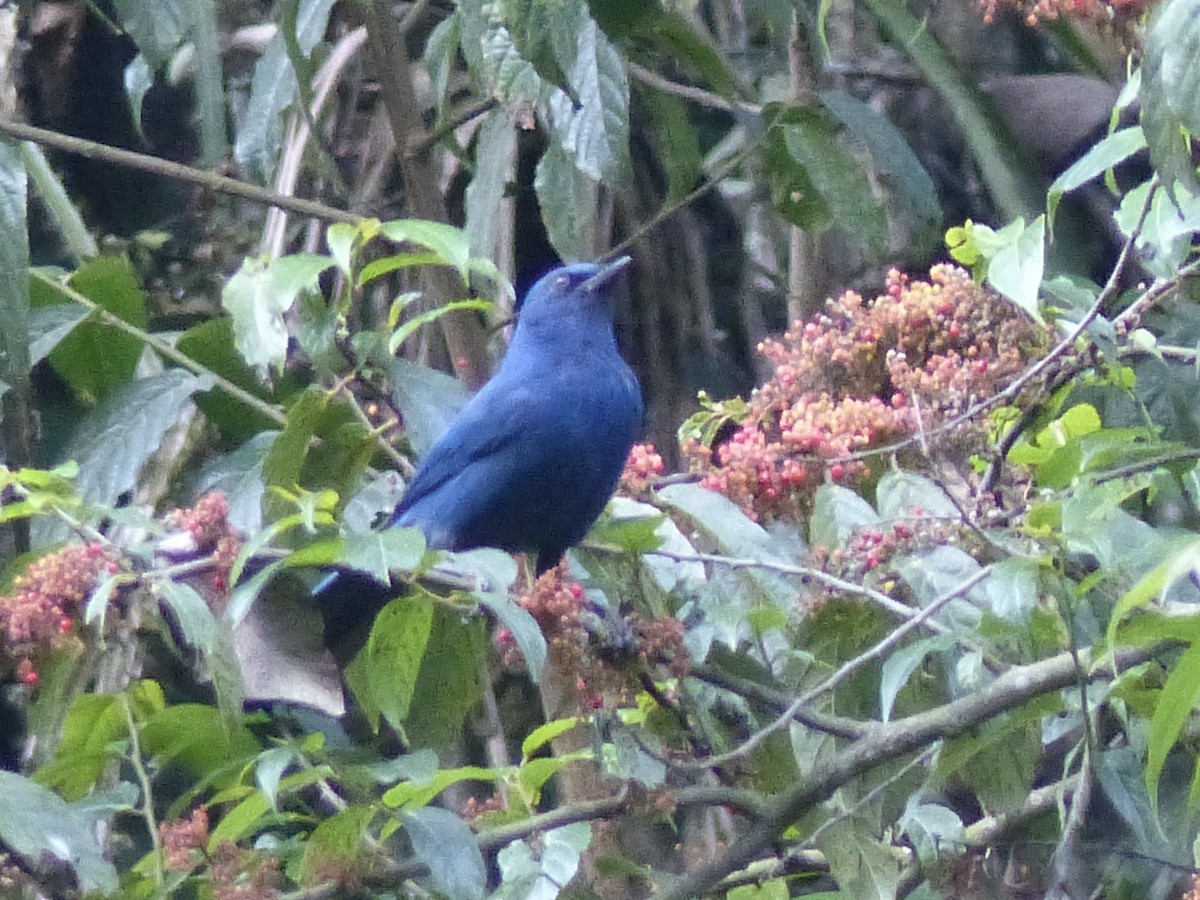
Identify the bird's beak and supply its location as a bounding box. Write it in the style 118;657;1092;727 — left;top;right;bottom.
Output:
582;255;632;292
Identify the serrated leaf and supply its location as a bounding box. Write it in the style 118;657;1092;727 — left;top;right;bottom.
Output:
346;597;435;730
194;432;278;535
534;139;599;260
0;771;119;893
404;807;487;900
812;818;902;900
545;4;632;186
465;110;518;260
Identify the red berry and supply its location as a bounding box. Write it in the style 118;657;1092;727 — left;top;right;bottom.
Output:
830;463;845;480
58;617;73;634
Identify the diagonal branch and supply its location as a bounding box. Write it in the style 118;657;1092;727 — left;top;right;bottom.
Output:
657;643;1160;900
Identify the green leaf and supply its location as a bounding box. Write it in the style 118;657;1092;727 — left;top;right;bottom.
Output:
389;299;494;355
985;214;1045;320
875;471;959;520
111;0;191;66
194;431;277;534
879;634;957;722
299;806;375;883
377;219;472;282
535;138;599;261
255;745;297;812
819;89;941;255
657;482;799;608
1146;638;1200;818
493;822;591;900
27;303;88;366
139;703;260;775
34;369;217;545
0;142;29;410
157;580;219;656
453;548;546;682
640;86;703;201
234;0;338;180
221;253;333;373
545;2;633;186
404;611;486;750
340;528;427;584
775;105;888;257
521;716;581;759
810;484;880;550
404;807;487;900
1115;178;1200;278
1141;0;1200;195
893;546;983;629
0;771;119;893
389;358;473;457
811;818;902;900
44;256;149;402
1048;127;1147;227
898;800;965;867
345;597;435;730
465;109;519;258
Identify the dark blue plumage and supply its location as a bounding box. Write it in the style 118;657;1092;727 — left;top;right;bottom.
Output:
389;257;642;573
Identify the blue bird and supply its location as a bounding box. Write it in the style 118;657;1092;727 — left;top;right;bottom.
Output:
389;256;642;574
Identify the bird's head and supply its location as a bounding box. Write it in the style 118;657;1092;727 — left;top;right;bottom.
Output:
516;256;632;332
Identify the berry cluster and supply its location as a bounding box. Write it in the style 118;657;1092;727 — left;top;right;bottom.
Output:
0;542;120;678
496;564;690;709
620;442;665;494
161;807;210;871
978;0;1150;36
684;266;1045;521
209;842;281;900
810;518;956;584
496;564;588;672
166;492;241;590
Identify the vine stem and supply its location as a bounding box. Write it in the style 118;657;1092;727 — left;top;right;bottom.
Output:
121;694;164;885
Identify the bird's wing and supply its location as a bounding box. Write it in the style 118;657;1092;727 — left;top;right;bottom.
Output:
388;377;542;522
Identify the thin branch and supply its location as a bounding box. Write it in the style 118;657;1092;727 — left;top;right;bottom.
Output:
673;566;994;772
29;268;290;428
646;547;948;631
0;119;361;224
655;644;1161;900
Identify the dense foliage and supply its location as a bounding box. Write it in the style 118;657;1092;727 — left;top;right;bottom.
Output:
2;0;1200;898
